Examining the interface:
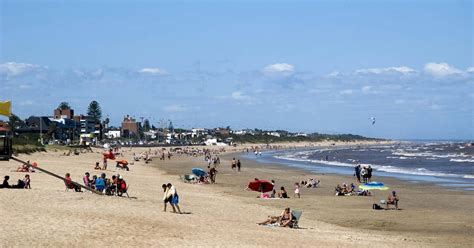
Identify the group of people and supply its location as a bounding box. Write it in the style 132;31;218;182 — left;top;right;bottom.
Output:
0;174;31;189
334;182;372;196
300;178;320;188
13;161;37;173
63;172;128;196
354;164;373;183
230;158;242;172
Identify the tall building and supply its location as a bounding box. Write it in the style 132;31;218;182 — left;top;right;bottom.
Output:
54;108;74;119
121;115;139;137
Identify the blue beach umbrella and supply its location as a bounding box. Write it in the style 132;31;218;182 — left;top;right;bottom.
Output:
359;182;389;191
192;168;207;177
359;182;390;206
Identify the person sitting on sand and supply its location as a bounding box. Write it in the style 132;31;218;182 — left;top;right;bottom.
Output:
95;173;106;192
23;175;31;189
386;191;399;210
0;175;11;188
116;175;127;196
335;184;344;196
64;173;82;192
278;186;289;198
83;172;92;188
278;207;294;228
94;162;101;170
106;175;117;195
91;175;97;189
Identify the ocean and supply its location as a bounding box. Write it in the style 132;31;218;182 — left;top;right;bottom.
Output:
243;141;474;191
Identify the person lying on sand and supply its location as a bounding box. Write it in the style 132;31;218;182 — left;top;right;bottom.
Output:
257;215;280;225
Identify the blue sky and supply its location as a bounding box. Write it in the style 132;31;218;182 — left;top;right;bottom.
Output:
1;0;473;139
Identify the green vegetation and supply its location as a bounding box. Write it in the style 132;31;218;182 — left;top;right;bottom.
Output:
220;133;379;144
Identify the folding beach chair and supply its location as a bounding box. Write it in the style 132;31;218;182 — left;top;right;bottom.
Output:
180;174;197;183
291;210;303;229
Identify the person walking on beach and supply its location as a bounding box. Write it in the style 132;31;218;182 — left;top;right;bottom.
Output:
208;166;217;183
367;165;373;182
294;183;300;198
354;164;361;183
162;184;171;212
231;158;237;171
167;183;182;214
237;160;241;172
361;166;368;184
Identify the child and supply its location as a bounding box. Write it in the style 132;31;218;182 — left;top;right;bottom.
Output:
294;183;300;198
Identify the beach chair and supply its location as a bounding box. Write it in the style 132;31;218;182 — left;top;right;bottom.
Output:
291;210;303;229
180;174;196;183
117;184;129;198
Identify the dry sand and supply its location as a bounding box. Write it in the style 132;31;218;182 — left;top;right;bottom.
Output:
0;143;473;247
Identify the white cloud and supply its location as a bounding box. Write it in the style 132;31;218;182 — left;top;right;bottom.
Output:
355;66;416;75
231;91;250;100
339;89;353;95
423;62;462;77
0;62;46;77
326;71;340;77
19;100;33;106
466;67;474;73
138;67;168;75
163;104;186;112
361;86;378;94
394;99;406;105
18;84;32;89
263;63;294;76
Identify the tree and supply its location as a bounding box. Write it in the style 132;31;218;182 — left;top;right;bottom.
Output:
143;119;151;131
87;101;102;123
58;102;71;110
8;114;24;130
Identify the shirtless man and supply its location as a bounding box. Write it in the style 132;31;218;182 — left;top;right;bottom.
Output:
386;191;399;210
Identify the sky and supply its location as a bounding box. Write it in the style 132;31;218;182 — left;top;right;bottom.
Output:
1;0;473;140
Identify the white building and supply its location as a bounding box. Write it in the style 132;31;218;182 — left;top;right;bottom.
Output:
204;138;228;146
105;130;121;139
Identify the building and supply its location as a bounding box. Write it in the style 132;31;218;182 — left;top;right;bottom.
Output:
121;115;139;137
54;108;74;119
105;130;121;139
214;128;230;136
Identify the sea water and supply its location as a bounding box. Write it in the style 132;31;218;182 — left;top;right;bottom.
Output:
243;141;474;191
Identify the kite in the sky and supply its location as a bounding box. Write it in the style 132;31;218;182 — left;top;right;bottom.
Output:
370;117;376;125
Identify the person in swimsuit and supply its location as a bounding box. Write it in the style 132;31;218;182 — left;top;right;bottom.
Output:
278;208;294;228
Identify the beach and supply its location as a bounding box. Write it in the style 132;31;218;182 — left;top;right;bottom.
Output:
1;143;473;247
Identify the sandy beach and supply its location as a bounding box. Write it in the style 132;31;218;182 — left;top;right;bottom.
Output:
1;142;473;247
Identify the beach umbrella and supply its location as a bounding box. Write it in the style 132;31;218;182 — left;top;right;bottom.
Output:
247;180;273;193
192;168;207;177
359;182;389;191
359;182;389;206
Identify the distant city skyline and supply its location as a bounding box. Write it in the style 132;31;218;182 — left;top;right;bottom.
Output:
1;1;472;139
